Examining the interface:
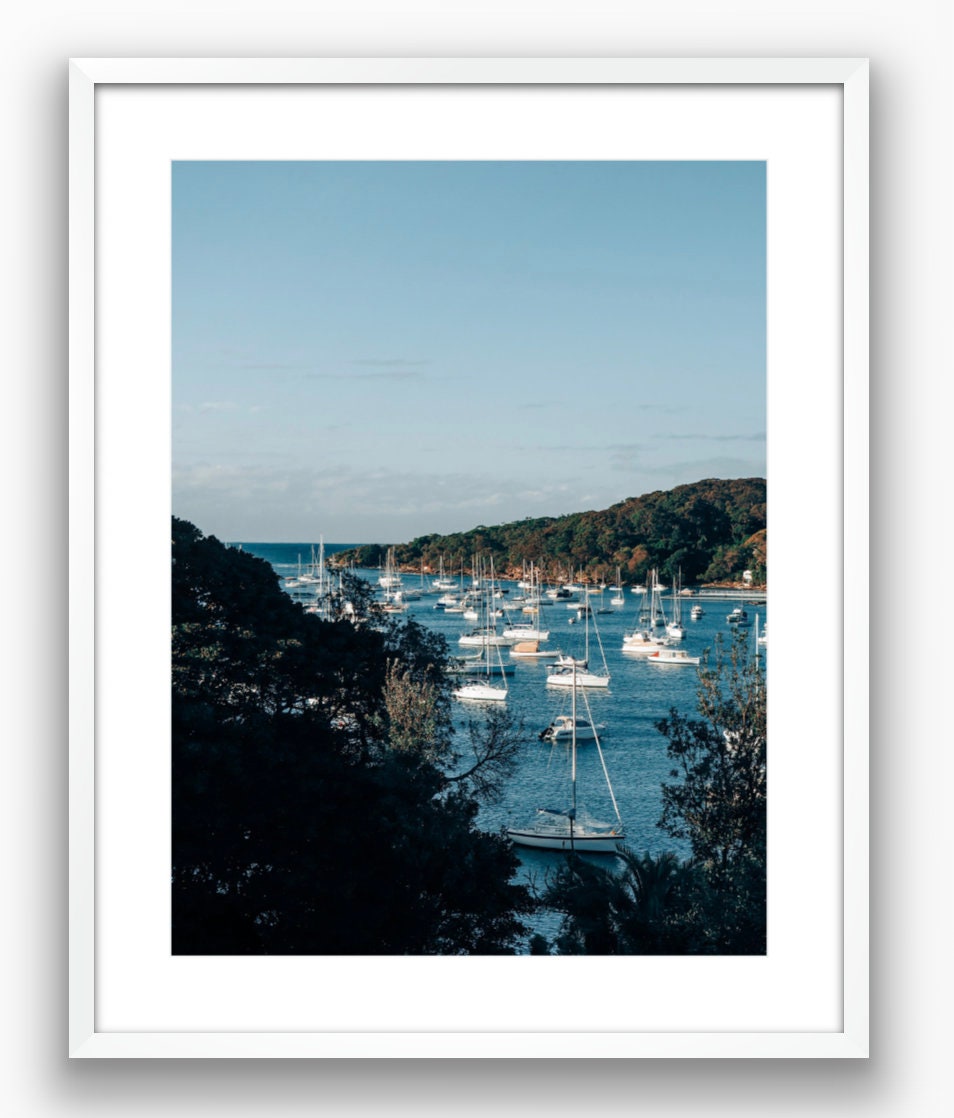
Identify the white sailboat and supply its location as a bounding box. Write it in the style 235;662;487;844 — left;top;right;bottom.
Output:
501;562;550;642
610;566;625;607
431;554;458;592
378;546;402;590
458;559;509;646
666;569;685;640
547;603;610;688
622;568;669;655
303;536;334;618
508;663;624;853
450;650;516;677
380;547;407;613
454;586;510;703
650;569;668;628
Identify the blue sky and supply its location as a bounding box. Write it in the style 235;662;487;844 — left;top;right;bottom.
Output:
172;161;765;542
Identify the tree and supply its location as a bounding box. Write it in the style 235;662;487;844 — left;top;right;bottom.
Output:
542;848;700;955
656;632;767;953
171;517;534;955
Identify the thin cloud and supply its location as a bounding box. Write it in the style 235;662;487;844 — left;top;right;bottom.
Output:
237;362;308;372
641;455;766;478
632;403;692;415
305;369;427;382
353;358;431;368
656;431;766;443
198;401;239;413
172;461;591;537
502;441;647;454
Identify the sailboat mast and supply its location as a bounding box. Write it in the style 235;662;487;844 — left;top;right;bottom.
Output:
570;662;577;849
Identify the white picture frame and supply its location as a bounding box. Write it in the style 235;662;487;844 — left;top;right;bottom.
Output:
69;57;868;1058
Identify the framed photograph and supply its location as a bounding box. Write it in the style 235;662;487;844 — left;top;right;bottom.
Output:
70;57;868;1058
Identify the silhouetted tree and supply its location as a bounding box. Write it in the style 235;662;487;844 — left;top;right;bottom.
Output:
542;849;700;955
657;632;767;953
171;517;533;955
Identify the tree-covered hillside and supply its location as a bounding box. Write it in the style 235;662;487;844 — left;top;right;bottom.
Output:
339;477;766;586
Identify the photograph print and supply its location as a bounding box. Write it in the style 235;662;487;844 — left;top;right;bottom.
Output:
171;160;767;956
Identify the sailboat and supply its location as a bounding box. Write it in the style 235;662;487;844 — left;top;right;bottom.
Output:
610;566;625;607
621;568;670;655
666;569;685;639
508;663;624;852
454;586;510;703
380;548;407;613
458;559;509;646
378;546;402;590
501;562;550;642
431;554;457;592
303;536;333;618
650;569;668;627
546;603;610;688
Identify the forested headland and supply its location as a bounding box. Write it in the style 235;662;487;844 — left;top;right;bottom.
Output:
336;477;766;587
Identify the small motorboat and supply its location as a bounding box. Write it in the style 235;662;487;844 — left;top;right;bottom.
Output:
538;715;606;743
647;648;701;666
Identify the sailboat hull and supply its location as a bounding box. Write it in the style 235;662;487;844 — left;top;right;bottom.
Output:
546;670;609;688
454;682;508;701
506;827;624;853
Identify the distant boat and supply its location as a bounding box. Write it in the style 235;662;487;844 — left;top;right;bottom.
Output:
727;606;750;627
459;558;509;645
538;714;606;743
509;640;560;660
547;607;610;688
690;604;704;620
647;648;700;666
449;651;516;676
380;547;407;612
451;639;509;697
459;625;510;647
622;569;669;654
431;555;458;592
501;563;550;641
454;589;510;702
378;546;403;590
453;677;508;702
666;569;685;640
610;566;625;607
649;570;668;628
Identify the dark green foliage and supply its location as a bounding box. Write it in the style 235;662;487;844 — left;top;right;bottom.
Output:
543;849;701;955
172;517;533;954
334;477;766;586
656;633;767;953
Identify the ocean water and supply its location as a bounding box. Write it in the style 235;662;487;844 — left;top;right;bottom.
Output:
234;542;766;945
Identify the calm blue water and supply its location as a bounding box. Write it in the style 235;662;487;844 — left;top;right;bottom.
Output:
235;542;766;945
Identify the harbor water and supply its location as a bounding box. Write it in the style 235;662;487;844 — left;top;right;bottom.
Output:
234;542;766;945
